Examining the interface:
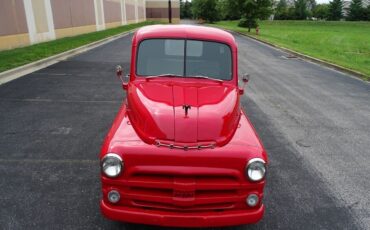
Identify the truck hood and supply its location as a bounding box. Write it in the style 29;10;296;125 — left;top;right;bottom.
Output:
127;81;240;146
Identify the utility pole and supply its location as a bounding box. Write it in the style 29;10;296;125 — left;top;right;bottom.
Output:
168;0;172;23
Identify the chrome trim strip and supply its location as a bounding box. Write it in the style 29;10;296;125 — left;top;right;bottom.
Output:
155;140;215;150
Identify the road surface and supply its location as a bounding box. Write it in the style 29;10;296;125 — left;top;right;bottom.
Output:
0;26;369;230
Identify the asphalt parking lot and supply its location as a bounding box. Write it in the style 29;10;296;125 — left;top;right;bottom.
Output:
0;28;369;230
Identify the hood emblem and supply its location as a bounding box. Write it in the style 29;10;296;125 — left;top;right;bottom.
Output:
182;104;191;117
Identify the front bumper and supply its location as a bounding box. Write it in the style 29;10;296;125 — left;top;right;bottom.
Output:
101;200;264;227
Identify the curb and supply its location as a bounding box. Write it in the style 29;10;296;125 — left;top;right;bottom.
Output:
223;28;369;81
0;29;135;85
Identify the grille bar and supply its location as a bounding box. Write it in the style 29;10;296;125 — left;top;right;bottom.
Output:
132;200;236;212
125;192;244;207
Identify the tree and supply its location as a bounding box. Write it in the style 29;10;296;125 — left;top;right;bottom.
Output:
294;0;309;19
347;0;365;21
191;0;219;22
307;0;317;12
180;0;193;18
180;0;187;18
216;0;227;20
365;5;370;21
285;6;296;19
256;0;274;19
184;0;193;18
239;0;258;31
275;0;289;19
239;0;273;31
328;0;343;20
307;0;317;17
313;4;329;19
223;0;245;19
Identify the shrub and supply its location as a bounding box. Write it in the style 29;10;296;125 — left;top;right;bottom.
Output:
238;17;258;29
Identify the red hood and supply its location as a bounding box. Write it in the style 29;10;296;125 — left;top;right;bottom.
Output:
127;80;240;146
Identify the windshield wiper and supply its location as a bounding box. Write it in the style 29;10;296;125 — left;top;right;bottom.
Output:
145;74;183;80
187;75;224;83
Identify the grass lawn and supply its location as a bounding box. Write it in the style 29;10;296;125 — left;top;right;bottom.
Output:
0;21;158;73
211;20;370;79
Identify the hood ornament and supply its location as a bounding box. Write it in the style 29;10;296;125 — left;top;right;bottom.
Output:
182;104;191;117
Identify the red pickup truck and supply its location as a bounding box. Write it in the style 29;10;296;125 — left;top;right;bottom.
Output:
100;25;268;227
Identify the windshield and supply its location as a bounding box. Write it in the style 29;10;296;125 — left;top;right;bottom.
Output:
136;39;232;80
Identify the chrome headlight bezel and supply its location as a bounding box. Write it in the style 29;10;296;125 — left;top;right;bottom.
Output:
246;158;266;182
101;153;123;178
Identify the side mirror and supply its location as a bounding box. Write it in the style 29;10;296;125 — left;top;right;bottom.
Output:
242;73;250;83
116;65;122;78
122;82;128;91
116;65;128;90
239;73;250;95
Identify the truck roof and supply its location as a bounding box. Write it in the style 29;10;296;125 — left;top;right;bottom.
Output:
134;25;236;46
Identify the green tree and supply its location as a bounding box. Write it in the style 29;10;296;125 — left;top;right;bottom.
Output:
216;0;226;20
313;4;329;19
328;0;343;20
347;0;365;21
180;0;186;18
256;0;274;19
239;0;258;31
286;6;297;19
192;0;219;22
239;0;273;32
294;0;309;19
223;0;245;19
366;5;370;20
308;0;317;10
275;0;289;19
184;0;193;18
180;0;193;18
307;0;317;17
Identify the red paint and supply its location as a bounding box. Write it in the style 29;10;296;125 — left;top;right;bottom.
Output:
100;25;268;227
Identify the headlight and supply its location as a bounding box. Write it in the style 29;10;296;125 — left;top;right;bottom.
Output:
246;158;266;182
101;153;123;177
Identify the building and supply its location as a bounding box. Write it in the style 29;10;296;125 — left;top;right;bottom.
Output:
0;0;180;51
146;0;180;23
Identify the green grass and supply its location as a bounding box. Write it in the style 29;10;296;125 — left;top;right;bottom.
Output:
0;21;159;73
211;20;370;79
